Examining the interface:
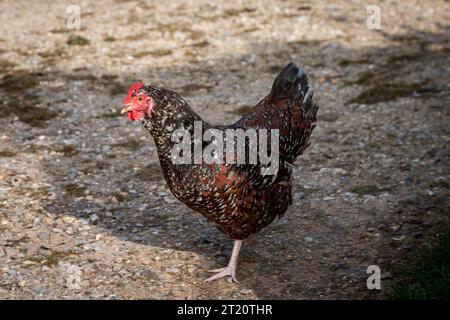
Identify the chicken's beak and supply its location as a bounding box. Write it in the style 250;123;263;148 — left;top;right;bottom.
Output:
121;104;133;114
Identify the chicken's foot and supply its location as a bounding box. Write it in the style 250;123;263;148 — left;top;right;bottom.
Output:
204;240;242;283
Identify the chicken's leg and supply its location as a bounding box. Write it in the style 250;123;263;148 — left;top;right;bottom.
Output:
204;240;242;283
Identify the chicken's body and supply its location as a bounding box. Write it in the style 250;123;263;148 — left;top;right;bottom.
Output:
122;63;318;282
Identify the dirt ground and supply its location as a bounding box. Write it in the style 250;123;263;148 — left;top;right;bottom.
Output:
0;0;449;299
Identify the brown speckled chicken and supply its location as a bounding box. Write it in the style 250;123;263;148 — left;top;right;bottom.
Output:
121;63;318;283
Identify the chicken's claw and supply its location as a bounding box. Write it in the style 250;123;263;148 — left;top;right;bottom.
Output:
204;265;238;283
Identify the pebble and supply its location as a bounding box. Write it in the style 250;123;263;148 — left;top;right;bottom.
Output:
112;265;122;272
240;289;253;295
166;267;179;274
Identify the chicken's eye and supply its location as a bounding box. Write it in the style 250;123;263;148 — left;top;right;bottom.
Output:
138;96;144;102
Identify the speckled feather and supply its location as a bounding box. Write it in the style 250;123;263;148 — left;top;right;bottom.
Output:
139;63;318;240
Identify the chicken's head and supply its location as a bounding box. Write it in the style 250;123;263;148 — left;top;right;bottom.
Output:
121;82;154;121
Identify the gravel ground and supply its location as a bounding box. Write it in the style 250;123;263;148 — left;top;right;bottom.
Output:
0;0;449;299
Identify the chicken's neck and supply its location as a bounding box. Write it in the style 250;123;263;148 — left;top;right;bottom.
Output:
141;104;210;190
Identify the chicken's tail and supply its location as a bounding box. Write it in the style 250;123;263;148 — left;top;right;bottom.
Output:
269;62;318;121
269;63;308;102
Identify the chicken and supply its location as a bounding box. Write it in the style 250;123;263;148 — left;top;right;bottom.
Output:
120;63;318;283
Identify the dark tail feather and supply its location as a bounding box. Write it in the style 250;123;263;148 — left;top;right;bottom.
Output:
269;62;309;102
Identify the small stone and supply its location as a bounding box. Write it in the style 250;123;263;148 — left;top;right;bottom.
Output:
166;267;179;274
101;145;112;153
392;235;406;241
187;266;197;273
240;289;253;295
5;247;19;257
164;197;177;204
112;265;122;272
94;198;105;205
142;270;159;280
62;217;75;223
47;193;57;200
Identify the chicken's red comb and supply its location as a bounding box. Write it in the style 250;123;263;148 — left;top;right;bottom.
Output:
124;81;143;104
